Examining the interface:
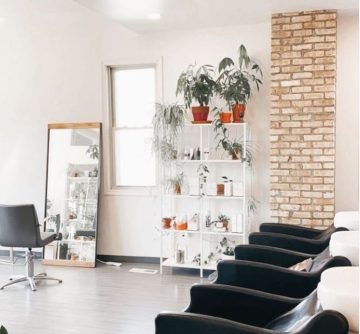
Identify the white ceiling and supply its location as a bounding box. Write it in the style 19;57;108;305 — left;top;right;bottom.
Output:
73;0;359;34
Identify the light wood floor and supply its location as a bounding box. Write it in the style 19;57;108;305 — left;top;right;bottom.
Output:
0;259;207;333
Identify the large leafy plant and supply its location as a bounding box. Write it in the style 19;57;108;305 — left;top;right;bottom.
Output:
217;44;263;109
176;64;218;108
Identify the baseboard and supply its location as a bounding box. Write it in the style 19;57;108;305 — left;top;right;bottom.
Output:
96;254;215;277
96;255;160;264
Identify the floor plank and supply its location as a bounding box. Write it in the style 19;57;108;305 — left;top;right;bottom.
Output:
0;259;208;333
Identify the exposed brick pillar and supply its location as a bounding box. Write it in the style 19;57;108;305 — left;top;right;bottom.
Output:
270;10;337;227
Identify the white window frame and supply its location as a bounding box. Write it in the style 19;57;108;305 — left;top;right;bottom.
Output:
102;57;163;196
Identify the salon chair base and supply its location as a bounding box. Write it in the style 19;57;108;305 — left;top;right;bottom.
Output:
0;250;62;291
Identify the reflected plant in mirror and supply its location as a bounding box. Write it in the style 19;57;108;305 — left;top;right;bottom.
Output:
44;123;101;268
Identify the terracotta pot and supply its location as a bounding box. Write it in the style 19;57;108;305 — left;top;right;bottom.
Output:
192;106;209;121
162;218;172;229
221;220;229;230
232;150;239;160
217;184;224;195
232;103;245;123
219;112;232;123
174;185;181;194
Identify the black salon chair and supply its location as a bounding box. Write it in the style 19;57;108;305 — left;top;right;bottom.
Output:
155;285;349;334
214;248;350;298
0;204;63;291
248;224;348;254
259;223;347;238
235;244;323;266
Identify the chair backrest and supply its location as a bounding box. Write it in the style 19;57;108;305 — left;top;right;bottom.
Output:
314;225;348;240
309;247;351;273
265;290;349;333
0;204;42;248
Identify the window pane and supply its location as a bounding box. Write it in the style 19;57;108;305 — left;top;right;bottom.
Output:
114;129;156;186
113;67;155;127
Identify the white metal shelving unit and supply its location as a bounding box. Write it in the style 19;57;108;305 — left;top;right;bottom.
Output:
159;122;252;277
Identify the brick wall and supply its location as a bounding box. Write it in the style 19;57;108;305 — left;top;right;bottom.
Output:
270;10;337;227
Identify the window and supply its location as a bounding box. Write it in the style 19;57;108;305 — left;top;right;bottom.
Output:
105;60;162;193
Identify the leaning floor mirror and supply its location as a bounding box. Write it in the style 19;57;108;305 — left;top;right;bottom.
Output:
43;123;101;268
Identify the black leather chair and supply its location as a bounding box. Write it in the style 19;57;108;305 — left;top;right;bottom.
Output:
155;285;349;334
235;244;322;267
214;248;351;298
0;204;63;291
248;224;348;254
259;223;347;238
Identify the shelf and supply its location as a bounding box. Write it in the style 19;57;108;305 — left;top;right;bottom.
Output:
178;159;244;163
162;229;200;234
164;194;243;199
66;177;98;181
184;122;248;127
202;195;244;200
201;231;245;236
61;240;96;244
162;258;201;269
64;198;97;202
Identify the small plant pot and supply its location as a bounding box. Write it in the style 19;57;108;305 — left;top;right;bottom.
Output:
173;185;181;194
162;218;172;229
192;106;209;121
219;112;232;123
232;103;245;123
221;220;229;231
222;253;235;260
71;254;78;261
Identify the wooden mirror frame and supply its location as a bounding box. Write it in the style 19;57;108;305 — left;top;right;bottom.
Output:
42;123;101;268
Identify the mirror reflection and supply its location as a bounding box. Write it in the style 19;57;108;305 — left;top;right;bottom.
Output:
43;123;101;268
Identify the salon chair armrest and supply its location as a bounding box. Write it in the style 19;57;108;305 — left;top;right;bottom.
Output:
234;245;314;267
249;232;328;254
259;223;323;238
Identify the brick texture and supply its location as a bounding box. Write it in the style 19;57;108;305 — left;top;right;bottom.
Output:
270;10;336;228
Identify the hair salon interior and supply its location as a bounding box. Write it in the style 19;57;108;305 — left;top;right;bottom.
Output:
0;0;359;333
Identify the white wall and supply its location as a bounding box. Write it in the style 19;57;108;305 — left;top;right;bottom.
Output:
0;0;138;243
335;14;359;212
0;1;358;258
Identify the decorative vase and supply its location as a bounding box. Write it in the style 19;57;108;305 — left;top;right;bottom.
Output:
219;112;232;123
162;218;172;229
232;103;245;123
192;106;209;121
224;183;233;196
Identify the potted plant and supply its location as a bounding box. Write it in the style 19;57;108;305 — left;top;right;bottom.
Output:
217;44;263;122
216;237;236;260
176;64;218;121
163;172;186;194
212;213;230;231
214;120;255;165
152;102;187;163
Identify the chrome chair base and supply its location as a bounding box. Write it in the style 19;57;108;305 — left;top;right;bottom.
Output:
0;250;62;291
